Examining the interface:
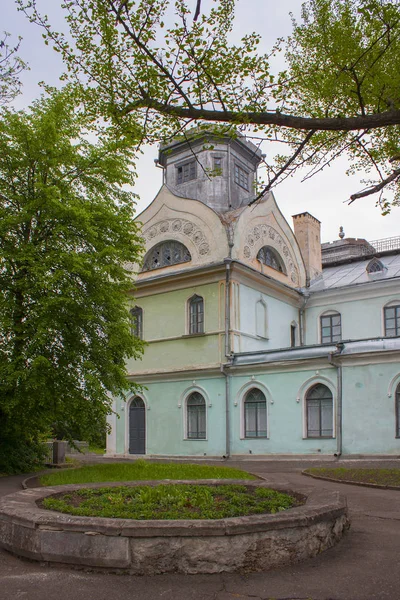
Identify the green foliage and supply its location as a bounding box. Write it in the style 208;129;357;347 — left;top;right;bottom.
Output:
39;461;256;486
305;467;400;486
0;425;47;474
0;32;27;105
19;0;400;208
0;88;144;471
42;484;297;519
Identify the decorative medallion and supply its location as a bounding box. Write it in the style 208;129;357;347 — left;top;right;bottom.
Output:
243;246;251;258
142;218;210;256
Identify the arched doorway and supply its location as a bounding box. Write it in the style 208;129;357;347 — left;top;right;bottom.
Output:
129;397;146;454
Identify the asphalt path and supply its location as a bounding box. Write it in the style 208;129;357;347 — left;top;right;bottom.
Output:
1;458;400;600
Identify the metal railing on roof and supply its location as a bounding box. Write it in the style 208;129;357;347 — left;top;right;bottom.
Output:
369;236;400;253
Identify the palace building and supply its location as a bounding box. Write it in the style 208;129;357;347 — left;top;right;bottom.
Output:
106;131;400;459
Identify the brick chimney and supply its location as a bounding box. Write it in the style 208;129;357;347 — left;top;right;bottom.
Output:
292;212;322;284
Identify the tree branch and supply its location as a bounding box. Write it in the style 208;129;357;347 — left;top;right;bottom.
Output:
119;98;400;131
349;167;400;202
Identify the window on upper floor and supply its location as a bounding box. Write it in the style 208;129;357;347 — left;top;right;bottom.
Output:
257;246;286;274
142;241;191;272
189;294;204;334
320;311;341;344
176;160;196;184
130;306;143;339
384;304;400;337
244;388;267;438
306;384;333;438
291;323;297;347
186;392;206;439
396;382;400;438
213;156;223;174
234;163;249;190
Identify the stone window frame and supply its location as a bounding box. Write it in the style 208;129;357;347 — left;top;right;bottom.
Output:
142;240;191;272
298;376;336;440
383;301;400;337
176;159;197;185
305;384;334;438
319;310;342;344
257;245;287;274
212;155;223;175
180;386;209;441
130;306;143;339
234;163;249;191
237;381;271;440
188;294;205;335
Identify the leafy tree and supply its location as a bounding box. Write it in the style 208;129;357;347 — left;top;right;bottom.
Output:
20;0;400;210
0;32;27;105
0;89;143;472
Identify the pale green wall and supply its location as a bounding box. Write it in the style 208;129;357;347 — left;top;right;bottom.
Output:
114;377;226;456
342;363;400;454
236;284;299;352
127;282;223;372
229;368;337;455
305;292;400;344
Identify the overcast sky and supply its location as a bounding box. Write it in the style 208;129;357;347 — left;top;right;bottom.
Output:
3;0;399;243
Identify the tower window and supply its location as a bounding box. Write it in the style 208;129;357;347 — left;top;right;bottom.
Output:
213;156;223;174
234;164;249;190
177;160;196;184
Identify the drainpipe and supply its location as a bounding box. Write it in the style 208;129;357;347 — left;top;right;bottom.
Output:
299;292;309;346
222;258;233;458
329;343;344;458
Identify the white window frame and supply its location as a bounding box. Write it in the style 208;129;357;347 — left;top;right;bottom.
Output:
319;310;342;344
298;376;336;440
237;381;271;440
181;386;209;441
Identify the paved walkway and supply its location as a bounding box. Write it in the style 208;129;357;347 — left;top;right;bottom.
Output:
1;458;400;600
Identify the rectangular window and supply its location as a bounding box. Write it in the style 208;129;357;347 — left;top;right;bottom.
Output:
320;314;341;344
130;307;143;339
307;399;333;437
176;160;196;184
384;305;400;337
189;296;204;334
244;402;267;438
213;156;222;174
291;324;296;347
234;164;249;190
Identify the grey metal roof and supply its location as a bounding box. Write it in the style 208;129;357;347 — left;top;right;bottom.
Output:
309;253;400;292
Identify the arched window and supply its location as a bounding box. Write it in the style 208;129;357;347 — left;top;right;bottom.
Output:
396;382;400;438
384;303;400;337
186;392;206;439
244;388;267;438
130;306;143;339
306;384;333;438
320;311;341;343
142;240;191;272
257;246;286;274
189;295;204;334
367;258;384;274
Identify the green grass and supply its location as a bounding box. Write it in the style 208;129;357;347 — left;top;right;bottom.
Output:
39;461;256;487
305;467;400;487
41;484;298;519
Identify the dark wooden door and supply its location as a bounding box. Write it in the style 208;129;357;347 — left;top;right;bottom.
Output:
129;397;146;454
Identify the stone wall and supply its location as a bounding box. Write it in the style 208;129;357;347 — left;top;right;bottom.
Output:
0;480;349;574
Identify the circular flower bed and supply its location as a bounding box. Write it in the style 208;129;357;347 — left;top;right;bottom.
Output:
41;483;301;520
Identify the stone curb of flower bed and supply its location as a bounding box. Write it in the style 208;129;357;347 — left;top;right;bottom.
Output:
0;479;349;574
302;470;400;490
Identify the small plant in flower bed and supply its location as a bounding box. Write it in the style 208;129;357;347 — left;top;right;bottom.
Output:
305;467;400;487
41;484;300;520
39;461;255;486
